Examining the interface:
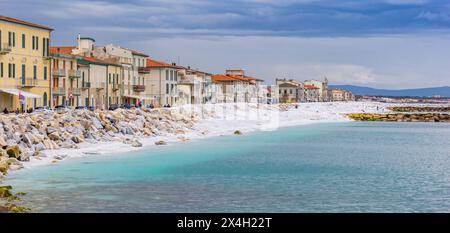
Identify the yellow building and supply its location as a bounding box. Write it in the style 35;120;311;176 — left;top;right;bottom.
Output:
0;15;52;111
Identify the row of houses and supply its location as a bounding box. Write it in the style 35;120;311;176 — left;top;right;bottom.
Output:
276;78;355;102
1;15;280;111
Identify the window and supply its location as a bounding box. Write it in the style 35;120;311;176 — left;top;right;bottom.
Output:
43;92;48;107
36;36;39;50
166;70;169;80
9;32;16;47
32;36;35;50
8;63;15;78
44;67;47;80
166;83;169;94
33;65;37;79
22;34;25;48
0;63;3;78
109;74;111;84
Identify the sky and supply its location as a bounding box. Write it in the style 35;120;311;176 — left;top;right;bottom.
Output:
1;0;450;88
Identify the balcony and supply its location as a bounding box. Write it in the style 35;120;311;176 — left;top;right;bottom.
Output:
92;82;105;90
112;83;121;91
68;70;81;79
133;85;145;92
17;78;38;88
138;67;151;74
52;87;66;96
68;88;82;96
81;81;91;89
178;77;196;85
52;69;66;77
0;43;12;55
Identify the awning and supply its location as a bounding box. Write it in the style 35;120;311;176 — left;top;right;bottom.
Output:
0;89;42;98
123;94;157;100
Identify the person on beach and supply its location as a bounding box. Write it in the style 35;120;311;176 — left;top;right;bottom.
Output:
3;108;8;114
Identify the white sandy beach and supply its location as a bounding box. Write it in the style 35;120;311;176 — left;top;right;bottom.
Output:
16;101;397;170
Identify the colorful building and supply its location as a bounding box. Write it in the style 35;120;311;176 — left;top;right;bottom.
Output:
276;79;304;103
0;15;52;111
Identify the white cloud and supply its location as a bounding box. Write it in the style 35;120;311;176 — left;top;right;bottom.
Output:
128;35;450;88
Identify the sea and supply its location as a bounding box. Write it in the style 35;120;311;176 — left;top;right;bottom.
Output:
4;122;450;212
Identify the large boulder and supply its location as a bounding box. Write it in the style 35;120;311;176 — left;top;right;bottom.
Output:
48;132;60;141
6;145;21;159
131;139;143;148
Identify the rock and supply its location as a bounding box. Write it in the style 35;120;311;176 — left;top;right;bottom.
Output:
46;126;57;134
0;148;7;157
234;130;243;135
131;140;143;147
155;140;167;146
71;135;83;144
0;135;7;147
6;145;21;159
0;185;13;198
48;132;60;141
54;154;67;160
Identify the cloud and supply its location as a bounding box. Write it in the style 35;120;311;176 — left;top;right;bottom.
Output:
383;0;428;5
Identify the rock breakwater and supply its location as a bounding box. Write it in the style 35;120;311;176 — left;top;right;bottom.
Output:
348;113;450;122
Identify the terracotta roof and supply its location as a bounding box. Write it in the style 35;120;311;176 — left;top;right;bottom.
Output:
212;74;253;82
0;15;53;31
146;58;180;68
129;49;149;57
304;84;319;90
50;46;76;56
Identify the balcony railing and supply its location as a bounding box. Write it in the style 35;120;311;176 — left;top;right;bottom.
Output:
52;87;66;96
138;67;151;74
52;69;66;77
0;43;12;55
92;82;105;89
133;85;146;92
81;81;91;89
178;77;196;85
68;88;82;96
68;70;81;79
17;78;38;88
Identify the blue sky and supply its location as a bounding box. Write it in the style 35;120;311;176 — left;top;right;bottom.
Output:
1;0;450;88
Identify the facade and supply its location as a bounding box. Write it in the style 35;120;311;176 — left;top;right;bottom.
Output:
276;79;304;103
177;67;213;105
303;78;329;101
330;89;355;101
141;58;180;107
50;47;82;107
0;15;52;111
304;84;320;102
212;70;263;103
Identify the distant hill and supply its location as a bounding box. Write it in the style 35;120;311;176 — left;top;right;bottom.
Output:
329;85;450;97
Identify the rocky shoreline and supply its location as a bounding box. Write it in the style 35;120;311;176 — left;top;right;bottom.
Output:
387;106;450;112
348;113;450;122
0;107;214;212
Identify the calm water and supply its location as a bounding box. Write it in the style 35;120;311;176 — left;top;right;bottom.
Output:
5;122;450;212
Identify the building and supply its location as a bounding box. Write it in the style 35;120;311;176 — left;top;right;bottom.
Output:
304;84;320;102
0;15;52;111
276;79;304;103
212;70;263;104
49;47;82;107
330;89;355;101
304;78;329;101
177;67;213;105
141;58;181;107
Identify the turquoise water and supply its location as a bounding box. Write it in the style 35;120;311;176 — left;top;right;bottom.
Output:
5;122;450;212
